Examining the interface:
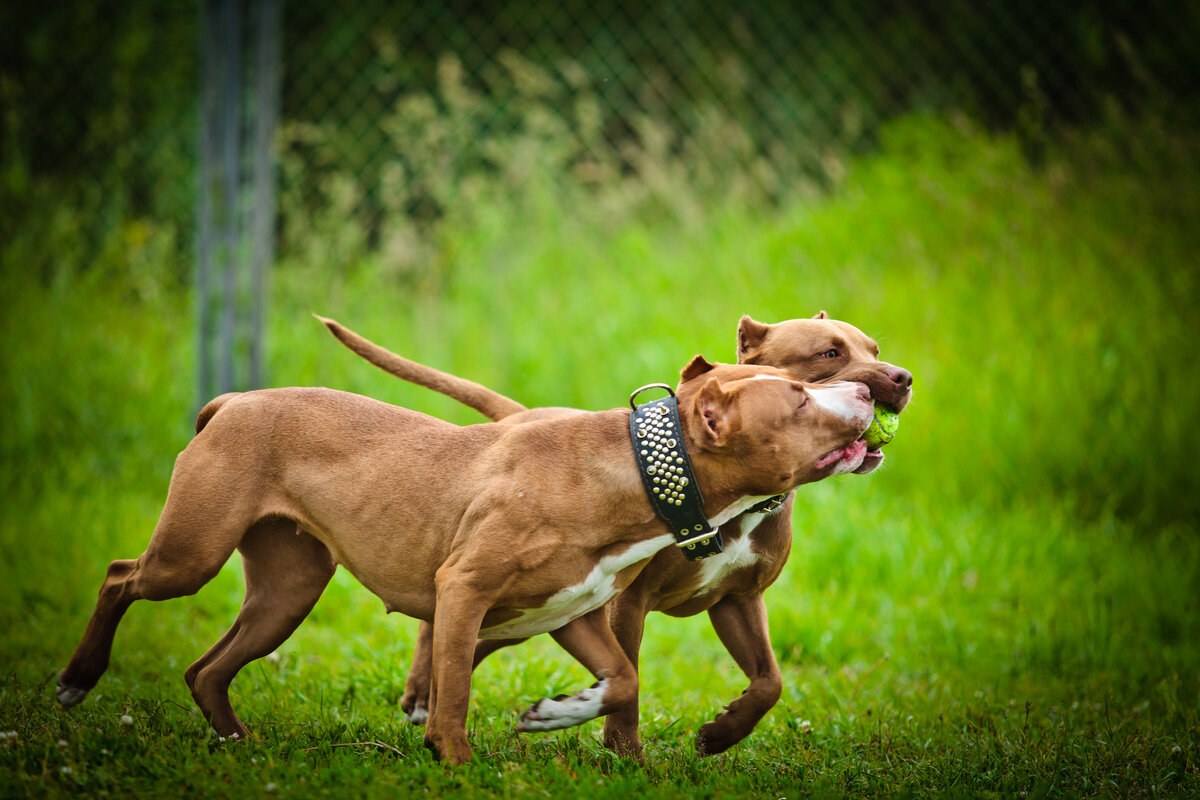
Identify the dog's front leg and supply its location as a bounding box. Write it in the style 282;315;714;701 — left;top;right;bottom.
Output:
695;592;783;755
600;587;652;757
516;606;638;751
424;576;492;765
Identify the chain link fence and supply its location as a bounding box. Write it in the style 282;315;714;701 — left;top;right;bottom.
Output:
4;0;1198;284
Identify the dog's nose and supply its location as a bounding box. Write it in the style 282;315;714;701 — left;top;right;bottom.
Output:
887;366;913;391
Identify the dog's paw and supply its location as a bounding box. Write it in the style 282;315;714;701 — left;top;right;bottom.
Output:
602;728;645;762
56;677;89;710
695;720;734;756
517;680;608;732
406;701;429;725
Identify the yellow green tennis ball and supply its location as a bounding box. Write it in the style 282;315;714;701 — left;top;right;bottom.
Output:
863;407;900;449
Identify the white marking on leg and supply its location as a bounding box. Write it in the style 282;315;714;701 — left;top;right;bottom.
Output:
518;679;609;732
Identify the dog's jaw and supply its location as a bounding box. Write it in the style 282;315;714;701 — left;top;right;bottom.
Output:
854;448;885;474
814;439;869;475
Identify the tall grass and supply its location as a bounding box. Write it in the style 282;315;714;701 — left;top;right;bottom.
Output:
1;113;1198;797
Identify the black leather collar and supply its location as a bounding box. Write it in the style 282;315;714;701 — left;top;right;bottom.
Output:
628;384;723;560
746;493;789;514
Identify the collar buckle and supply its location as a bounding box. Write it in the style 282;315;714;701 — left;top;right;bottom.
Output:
675;528;720;550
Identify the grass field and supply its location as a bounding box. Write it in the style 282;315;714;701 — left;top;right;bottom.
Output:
1;114;1198;798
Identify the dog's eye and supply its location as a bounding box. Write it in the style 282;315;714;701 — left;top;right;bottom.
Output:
820;349;839;359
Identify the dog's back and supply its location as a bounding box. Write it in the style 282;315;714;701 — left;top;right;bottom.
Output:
195;392;241;434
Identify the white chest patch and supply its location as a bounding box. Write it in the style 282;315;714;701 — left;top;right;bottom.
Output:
479;534;675;639
694;514;767;594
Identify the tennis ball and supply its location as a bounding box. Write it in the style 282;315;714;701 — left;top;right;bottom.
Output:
863;407;899;449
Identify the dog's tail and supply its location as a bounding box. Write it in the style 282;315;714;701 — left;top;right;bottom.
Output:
316;315;529;422
195;392;240;434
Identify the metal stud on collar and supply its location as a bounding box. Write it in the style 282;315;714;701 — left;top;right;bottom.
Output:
628;384;723;559
634;402;687;507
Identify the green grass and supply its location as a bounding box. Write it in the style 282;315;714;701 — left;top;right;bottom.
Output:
2;114;1199;797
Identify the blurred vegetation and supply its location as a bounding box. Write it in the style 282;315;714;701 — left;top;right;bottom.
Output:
5;0;1199;279
2;106;1199;795
2;1;1199;795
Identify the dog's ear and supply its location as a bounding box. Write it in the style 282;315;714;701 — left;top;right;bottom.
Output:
680;354;716;383
737;315;770;363
812;310;829;319
696;379;737;446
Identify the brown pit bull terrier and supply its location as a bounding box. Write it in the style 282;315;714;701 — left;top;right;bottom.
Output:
56;358;874;764
322;312;913;755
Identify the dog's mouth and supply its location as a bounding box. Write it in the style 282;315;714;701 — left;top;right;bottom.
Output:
814;439;868;474
854;445;885;474
813;385;904;476
850;397;903;475
817;435;886;476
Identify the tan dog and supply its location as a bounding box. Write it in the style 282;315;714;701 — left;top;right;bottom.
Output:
323;312;912;755
56;359;874;764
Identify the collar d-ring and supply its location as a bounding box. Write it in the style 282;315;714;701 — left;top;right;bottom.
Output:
629;382;675;410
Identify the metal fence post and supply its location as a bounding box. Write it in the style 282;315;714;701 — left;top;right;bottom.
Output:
196;0;281;413
248;0;281;390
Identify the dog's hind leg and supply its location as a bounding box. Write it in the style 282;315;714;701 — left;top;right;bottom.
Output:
184;519;335;740
516;606;639;753
399;622;434;723
55;557;143;708
57;491;250;709
694;592;782;755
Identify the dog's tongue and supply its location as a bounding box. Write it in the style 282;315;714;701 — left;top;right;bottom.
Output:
815;439;868;471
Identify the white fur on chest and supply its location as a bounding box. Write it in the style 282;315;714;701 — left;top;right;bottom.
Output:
479;534;675;639
694;513;769;594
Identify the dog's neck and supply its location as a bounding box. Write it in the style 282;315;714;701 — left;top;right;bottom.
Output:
534;408;777;545
659;411;782;532
706;493;786;527
628;392;725;557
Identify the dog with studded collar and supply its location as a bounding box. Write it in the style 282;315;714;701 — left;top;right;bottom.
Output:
56;354;875;764
322;312;913;755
